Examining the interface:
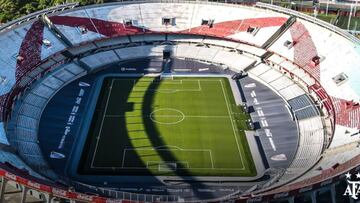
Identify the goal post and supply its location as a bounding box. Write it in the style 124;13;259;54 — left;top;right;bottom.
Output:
145;161;190;171
159;74;174;80
158;162;177;172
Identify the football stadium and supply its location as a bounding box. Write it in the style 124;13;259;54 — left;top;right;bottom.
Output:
0;0;359;202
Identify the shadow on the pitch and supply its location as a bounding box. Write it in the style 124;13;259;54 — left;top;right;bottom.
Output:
141;75;216;200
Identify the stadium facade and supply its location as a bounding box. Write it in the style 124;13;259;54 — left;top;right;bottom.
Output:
0;0;359;202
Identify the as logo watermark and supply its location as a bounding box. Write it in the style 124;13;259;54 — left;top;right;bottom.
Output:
343;172;360;199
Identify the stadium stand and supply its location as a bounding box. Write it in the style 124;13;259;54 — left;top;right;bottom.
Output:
172;44;256;71
5;62;86;182
248;63;306;101
130;34;166;43
288;95;320;120
114;45;164;60
257;68;283;84
268;75;294;91
80;50;120;70
266;54;316;87
167;34;204;43
40;26;68;60
67;43;97;56
15;21;46;81
0;24;33;96
93;36;130;47
247;62;326;187
256;116;325;191
49;14;104;46
332;97;360;129
137;3;190;31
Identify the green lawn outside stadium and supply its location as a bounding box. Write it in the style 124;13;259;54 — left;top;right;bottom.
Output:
79;76;256;177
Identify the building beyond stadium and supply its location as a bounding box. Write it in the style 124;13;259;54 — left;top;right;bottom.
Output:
0;1;359;202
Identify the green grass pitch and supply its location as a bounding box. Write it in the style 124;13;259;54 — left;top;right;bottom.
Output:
79;76;256;177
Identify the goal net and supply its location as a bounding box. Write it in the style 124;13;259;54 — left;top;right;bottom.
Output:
158;162;177;172
159;74;174;80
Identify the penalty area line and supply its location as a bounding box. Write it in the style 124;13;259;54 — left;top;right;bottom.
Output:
91;79;114;168
219;80;246;170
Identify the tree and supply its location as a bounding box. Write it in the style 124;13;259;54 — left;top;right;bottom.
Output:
0;0;19;23
0;0;108;23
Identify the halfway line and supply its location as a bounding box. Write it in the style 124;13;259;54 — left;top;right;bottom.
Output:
105;115;230;118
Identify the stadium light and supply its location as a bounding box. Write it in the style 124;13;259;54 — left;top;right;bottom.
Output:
354;0;358;25
348;4;354;30
326;0;329;16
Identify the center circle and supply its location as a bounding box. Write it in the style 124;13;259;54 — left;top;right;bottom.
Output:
150;108;185;125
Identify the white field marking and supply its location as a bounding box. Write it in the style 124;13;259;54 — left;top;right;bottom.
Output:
158;163;175;172
265;129;276;151
146;161;190;170
149;108;185;125
161;78;182;83
209;149;214;169
159;162;188;171
174;68;192;72
121;147;213;169
152;79;183;85
244;83;256;88
154;145;182;150
219;80;245;170
95;146;239;170
257;109;264;117
91;79;114;168
292;105;312;112
121;147;127;168
105;115;230;118
199;68;209;72
92;147;233;170
124;147;212;152
146;161;189;167
94;166;248;170
260;119;268;127
269;139;277;152
285;104;294;120
114;78;222;90
114;78;221;82
131;78;202;93
133;78;183;85
130;79;184;90
93;78;246;171
250;90;256;98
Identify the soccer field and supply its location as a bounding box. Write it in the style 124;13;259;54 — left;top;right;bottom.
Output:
79;76;256;177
